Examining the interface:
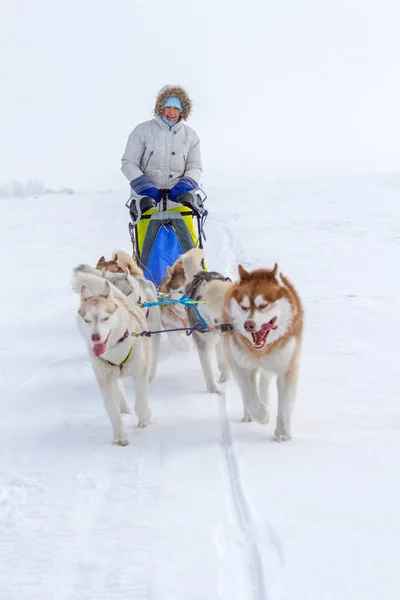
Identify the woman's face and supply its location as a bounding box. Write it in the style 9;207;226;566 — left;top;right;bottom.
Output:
163;106;180;122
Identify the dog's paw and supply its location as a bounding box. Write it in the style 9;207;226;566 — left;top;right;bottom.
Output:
120;400;131;415
137;412;152;428
113;436;130;446
274;430;292;442
251;404;270;425
207;383;221;395
135;404;152;427
241;413;253;423
218;372;229;384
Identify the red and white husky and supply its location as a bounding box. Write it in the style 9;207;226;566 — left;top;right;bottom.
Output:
204;264;303;441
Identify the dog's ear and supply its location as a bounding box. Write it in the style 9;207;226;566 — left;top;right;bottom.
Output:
238;265;249;280
112;259;124;273
164;265;173;281
80;284;91;300
101;280;113;299
97;256;105;265
271;263;284;285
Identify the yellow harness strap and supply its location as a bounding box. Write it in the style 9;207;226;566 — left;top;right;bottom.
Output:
100;342;134;369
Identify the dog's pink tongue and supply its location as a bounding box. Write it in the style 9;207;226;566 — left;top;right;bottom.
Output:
93;342;107;357
261;318;278;332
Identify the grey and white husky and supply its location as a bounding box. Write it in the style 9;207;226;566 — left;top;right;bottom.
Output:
73;278;152;445
185;271;231;394
73;264;161;381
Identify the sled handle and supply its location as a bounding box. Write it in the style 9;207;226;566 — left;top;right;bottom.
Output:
160;188;170;212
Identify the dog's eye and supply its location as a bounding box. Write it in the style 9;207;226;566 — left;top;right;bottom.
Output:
101;316;109;322
84;318;91;324
240;305;249;311
258;304;268;310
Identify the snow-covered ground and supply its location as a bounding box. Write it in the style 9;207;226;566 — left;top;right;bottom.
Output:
1;173;400;600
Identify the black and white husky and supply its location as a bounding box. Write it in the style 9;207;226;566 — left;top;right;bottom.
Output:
185;271;231;394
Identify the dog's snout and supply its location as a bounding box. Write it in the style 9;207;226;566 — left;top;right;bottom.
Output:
91;333;101;342
244;320;256;332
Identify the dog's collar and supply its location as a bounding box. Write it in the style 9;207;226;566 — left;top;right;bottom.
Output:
100;329;134;368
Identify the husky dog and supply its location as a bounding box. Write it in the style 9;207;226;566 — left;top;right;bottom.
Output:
111;250;144;277
74;278;152;446
96;250;143;276
74;264;161;381
158;248;205;350
185;271;231;394
96;255;124;273
75;264;142;301
204;264;303;441
99;251;162;377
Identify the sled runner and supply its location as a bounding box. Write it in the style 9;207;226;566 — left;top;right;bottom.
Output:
126;188;208;287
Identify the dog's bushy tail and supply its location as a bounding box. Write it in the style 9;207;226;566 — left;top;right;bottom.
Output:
72;269;125;301
73;264;99;276
72;268;147;326
182;248;204;282
203;279;232;319
112;250;144;277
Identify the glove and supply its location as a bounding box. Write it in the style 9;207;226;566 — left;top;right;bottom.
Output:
139;186;162;203
168;180;195;202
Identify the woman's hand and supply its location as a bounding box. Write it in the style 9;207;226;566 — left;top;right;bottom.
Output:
169;178;197;202
137;186;162;203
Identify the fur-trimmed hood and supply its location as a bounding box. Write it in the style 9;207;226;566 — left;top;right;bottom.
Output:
154;85;192;120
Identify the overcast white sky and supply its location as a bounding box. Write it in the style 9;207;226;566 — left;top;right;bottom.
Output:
0;0;399;192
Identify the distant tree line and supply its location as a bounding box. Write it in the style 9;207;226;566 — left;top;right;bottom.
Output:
0;179;74;198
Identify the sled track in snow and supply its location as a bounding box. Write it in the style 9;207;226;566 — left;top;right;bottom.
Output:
220;221;246;276
215;217;267;598
209;215;247;277
215;217;284;600
218;387;269;600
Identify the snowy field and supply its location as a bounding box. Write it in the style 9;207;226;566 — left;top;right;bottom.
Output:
1;173;400;600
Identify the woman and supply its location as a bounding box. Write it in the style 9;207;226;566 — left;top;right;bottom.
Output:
121;85;203;221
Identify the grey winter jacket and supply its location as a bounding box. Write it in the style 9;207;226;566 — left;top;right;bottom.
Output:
121;84;202;194
121;116;202;192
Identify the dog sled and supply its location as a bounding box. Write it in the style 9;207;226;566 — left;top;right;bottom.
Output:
126;188;208;287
